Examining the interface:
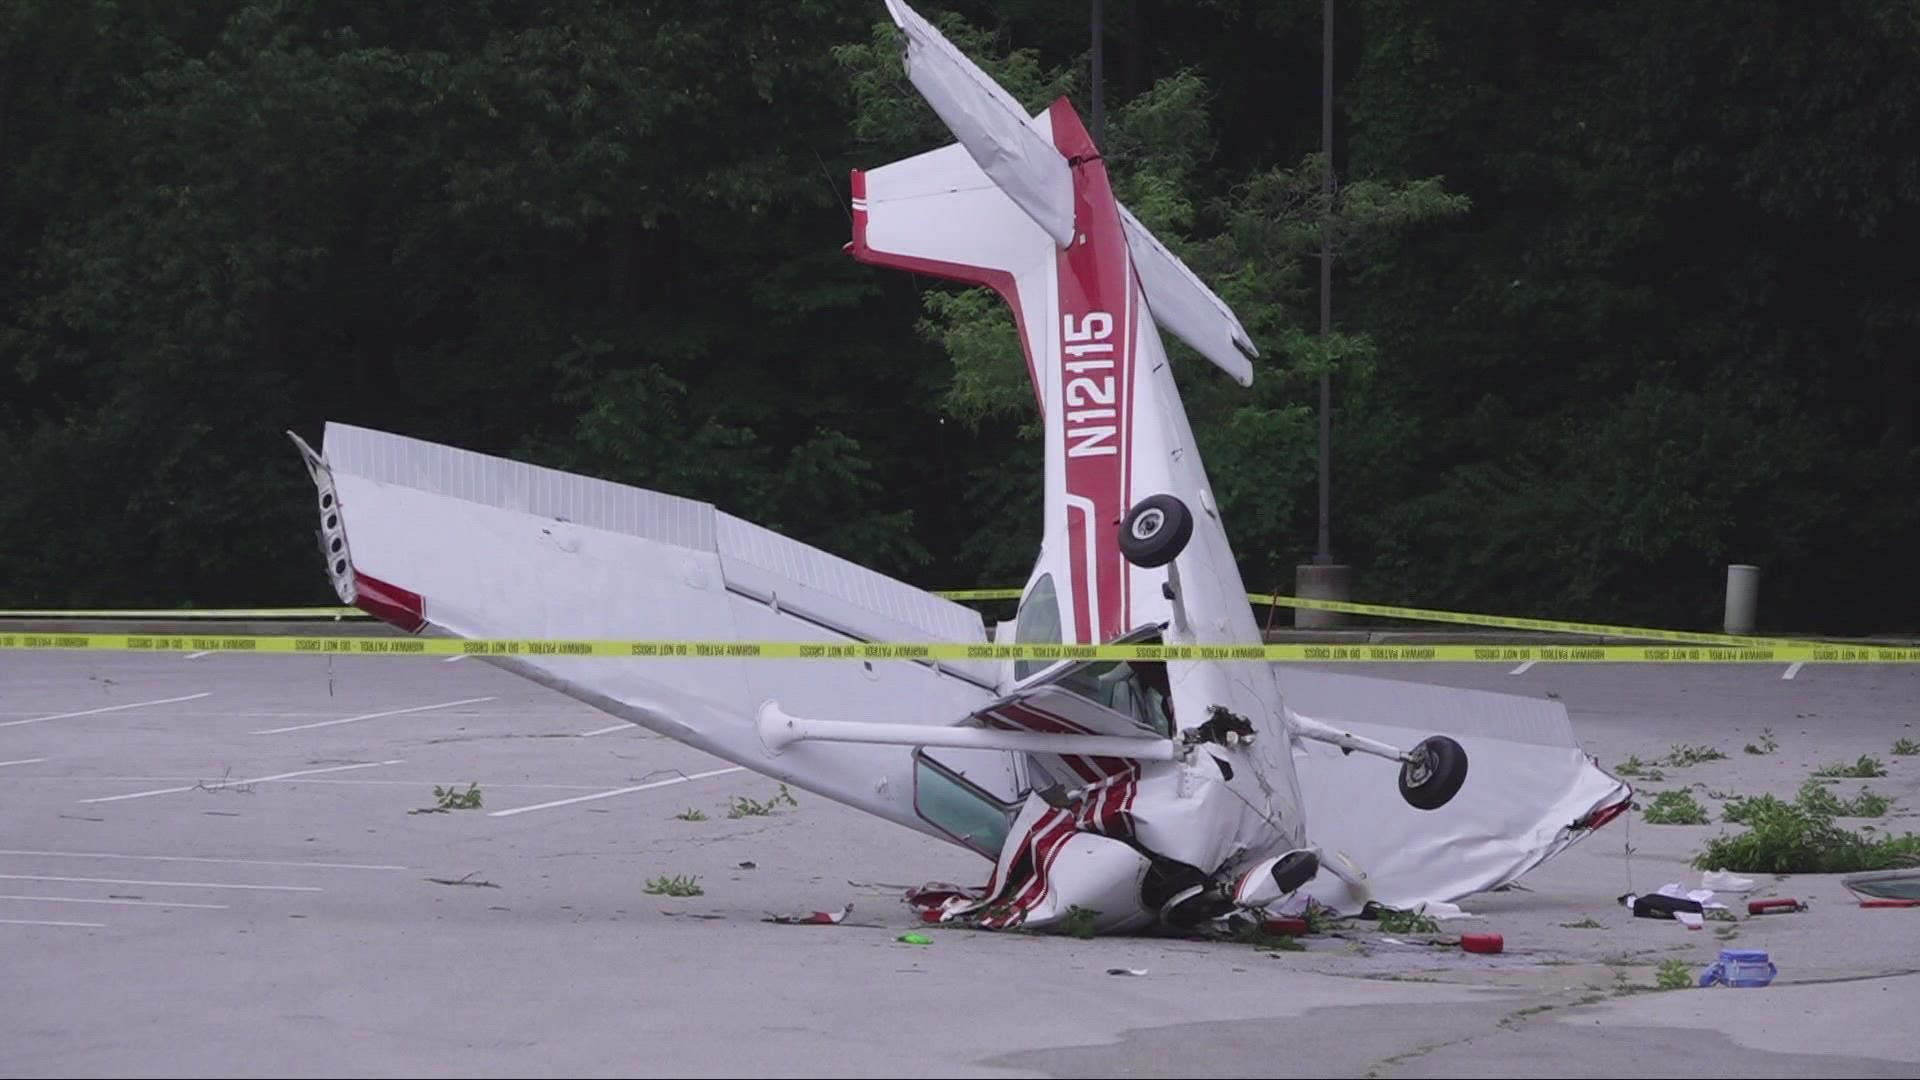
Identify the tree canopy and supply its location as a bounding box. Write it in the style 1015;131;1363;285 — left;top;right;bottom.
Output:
3;0;1913;634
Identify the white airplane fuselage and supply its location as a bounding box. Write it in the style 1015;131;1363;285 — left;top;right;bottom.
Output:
853;96;1312;928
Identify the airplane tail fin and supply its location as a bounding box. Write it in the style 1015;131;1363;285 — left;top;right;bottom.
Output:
872;0;1259;388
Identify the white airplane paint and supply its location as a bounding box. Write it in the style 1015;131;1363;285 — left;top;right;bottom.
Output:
286;0;1631;935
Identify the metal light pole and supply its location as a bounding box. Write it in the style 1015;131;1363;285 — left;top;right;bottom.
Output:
1295;0;1352;626
1316;0;1333;566
1091;0;1105;150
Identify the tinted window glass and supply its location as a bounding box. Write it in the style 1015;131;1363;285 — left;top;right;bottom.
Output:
1014;573;1061;680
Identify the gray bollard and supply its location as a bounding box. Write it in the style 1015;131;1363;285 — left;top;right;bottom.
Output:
1724;564;1760;635
1294;563;1352;629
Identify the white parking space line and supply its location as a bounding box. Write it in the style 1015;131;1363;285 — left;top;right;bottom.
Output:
5;775;609;791
184;651;211;660
0;758;48;768
78;760;403;804
252;696;495;735
578;724;630;737
0;692;212;729
1508;660;1536;676
0;874;320;892
488;766;745;818
442;654;468;663
0;894;228;910
0;850;406;871
1782;662;1804;680
1;918;105;928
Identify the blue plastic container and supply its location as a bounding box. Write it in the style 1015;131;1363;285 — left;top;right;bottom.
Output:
1699;948;1777;987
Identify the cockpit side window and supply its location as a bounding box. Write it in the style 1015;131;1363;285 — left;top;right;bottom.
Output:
1012;573;1062;680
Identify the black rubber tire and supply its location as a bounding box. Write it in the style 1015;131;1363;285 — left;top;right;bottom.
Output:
1398;735;1469;810
1118;494;1194;568
1270;849;1320;895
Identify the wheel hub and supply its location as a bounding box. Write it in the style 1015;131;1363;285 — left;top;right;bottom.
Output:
1131;508;1164;540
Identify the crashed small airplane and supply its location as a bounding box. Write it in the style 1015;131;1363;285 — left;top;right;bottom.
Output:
290;0;1630;935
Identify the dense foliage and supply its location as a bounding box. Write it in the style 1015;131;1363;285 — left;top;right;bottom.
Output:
3;1;1913;633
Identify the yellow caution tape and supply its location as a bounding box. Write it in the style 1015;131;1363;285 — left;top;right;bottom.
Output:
931;589;1024;601
1243;593;1835;649
1;633;1914;664
0;591;1869;655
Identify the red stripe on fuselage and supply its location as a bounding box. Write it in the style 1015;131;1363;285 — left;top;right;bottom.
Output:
1049;99;1133;646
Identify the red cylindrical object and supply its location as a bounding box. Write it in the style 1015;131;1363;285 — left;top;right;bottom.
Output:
1748;898;1803;915
1859;898;1920;908
1461;932;1503;953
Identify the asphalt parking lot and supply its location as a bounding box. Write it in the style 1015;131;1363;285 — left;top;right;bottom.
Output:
3;648;1917;1077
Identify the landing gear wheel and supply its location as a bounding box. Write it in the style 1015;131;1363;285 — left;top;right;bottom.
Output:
1270;849;1320;895
1398;735;1468;810
1118;494;1194;568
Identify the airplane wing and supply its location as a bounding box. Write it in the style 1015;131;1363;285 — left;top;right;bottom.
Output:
881;0;1074;248
1274;668;1633;910
291;422;1001;831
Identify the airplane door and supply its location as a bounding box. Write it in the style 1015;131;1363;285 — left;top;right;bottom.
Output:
912;747;1028;859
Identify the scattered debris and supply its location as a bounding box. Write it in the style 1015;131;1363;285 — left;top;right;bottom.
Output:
1842;869;1920;901
675;808;708;821
727;784;799;818
1794;779;1891;818
1106;968;1149;977
1747;898;1806;916
1460;933;1503;954
1701;869;1756;893
1621;883;1719;922
193;768;255;795
1859;898;1920;908
645;874;703;897
1699;788;1920;873
1560;917;1604;929
1371;905;1442;934
739;861;757;870
1665;744;1729;767
1614;756;1665;781
427;872;499;888
1744;729;1779;755
896;931;933;945
411;783;483;813
1412;900;1482;922
1656;958;1693;990
1813;755;1886;779
1642;789;1710;825
663;911;727;920
1698;948;1775;988
764;904;852;926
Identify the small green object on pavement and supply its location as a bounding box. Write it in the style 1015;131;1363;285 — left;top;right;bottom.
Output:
897;932;933;945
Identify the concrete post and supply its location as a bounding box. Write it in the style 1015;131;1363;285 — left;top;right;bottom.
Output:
1294;563;1352;629
1724;564;1760;635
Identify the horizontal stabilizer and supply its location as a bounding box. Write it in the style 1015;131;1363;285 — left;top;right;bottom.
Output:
1118;204;1257;386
